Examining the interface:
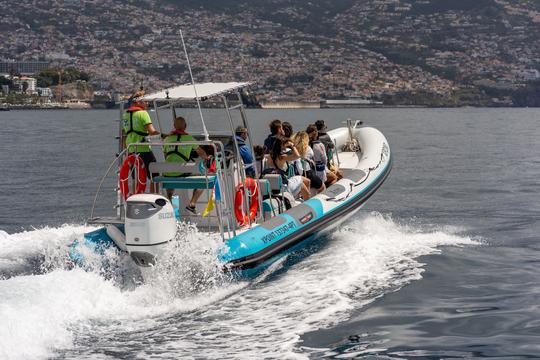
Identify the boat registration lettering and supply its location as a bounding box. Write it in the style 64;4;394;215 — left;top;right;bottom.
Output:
261;221;295;244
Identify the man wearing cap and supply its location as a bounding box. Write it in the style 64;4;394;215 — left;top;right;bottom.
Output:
122;91;160;191
234;125;255;178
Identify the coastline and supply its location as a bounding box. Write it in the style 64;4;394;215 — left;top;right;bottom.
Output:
2;98;538;111
3;104;536;110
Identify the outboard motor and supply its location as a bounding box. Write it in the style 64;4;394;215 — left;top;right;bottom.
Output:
125;194;177;266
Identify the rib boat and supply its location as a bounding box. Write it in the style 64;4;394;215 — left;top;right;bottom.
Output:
72;82;392;277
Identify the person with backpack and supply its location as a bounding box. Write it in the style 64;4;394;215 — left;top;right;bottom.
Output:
306;124;338;187
163;116;199;200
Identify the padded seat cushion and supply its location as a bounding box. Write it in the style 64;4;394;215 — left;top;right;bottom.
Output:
154;175;216;189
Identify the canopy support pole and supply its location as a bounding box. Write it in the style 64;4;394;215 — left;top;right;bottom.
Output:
235;91;264;223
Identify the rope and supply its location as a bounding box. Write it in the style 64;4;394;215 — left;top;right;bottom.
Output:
327;143;389;202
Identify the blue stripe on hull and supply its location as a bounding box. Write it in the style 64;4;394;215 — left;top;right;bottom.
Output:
69;227;120;265
221;155;392;274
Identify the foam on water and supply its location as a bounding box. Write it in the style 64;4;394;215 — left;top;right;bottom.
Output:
0;213;477;359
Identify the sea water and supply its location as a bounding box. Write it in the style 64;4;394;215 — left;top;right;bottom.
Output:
0;108;538;359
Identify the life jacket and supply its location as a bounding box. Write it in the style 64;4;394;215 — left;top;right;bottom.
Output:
124;106;149;138
164;132;192;163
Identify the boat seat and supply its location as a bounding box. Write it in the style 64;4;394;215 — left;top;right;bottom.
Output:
258;175;296;213
263;174;284;192
262;198;280;220
150;161;215;189
149;161;199;175
340;168;368;184
258;178;282;219
258;179;271;197
153;175;216;189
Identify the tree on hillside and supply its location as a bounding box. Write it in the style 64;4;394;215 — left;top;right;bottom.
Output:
36;67;90;87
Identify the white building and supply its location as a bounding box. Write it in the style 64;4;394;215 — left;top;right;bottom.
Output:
36;87;52;98
12;76;37;93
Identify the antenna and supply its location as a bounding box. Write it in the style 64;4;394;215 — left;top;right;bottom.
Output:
179;29;209;141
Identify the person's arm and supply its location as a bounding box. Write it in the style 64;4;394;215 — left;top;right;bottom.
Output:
139;111;159;136
195;146;207;159
239;146;254;167
282;141;300;161
144;123;160;135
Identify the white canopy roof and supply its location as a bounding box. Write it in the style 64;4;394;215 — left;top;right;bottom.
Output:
141;82;250;101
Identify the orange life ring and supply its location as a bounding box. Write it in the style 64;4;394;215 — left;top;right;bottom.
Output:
234;178;259;226
119;154;147;200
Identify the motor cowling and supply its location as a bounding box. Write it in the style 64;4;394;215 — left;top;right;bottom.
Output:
125;194;176;267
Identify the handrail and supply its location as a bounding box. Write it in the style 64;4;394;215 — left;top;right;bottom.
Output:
90;139;221;221
90;148;127;220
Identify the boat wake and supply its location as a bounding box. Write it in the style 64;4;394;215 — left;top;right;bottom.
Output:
0;213;478;359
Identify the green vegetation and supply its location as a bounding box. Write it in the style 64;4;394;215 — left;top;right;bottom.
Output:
480;81;540;107
3;93;43;105
143;64;187;80
249;46;269;58
410;0;498;15
383;87;492;107
0;76;13;87
365;41;432;67
35;67;90;88
285;73;314;85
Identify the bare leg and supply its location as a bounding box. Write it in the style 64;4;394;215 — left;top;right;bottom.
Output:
300;183;311;200
326;171;338;187
300;177;311;200
189;189;204;207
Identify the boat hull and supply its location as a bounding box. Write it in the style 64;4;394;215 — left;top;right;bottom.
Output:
219;126;392;276
73;126;391;278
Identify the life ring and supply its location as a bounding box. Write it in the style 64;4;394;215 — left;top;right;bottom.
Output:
234;178;259;226
119;154;147;200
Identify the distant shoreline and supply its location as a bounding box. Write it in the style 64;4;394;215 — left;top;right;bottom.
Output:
3;105;538;111
3;100;539;111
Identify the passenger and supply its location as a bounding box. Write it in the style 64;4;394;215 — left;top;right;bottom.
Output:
292;131;325;193
267;137;311;200
282;121;294;139
263;119;285;154
314;119;335;165
163;116;199;200
306;125;338;187
186;145;216;214
122;91;160;192
234;126;255;178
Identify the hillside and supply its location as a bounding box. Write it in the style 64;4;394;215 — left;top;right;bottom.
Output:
1;0;539;104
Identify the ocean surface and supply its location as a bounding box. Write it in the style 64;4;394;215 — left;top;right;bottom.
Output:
0;107;539;359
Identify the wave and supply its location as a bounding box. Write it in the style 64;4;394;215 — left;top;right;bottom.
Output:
0;213;478;359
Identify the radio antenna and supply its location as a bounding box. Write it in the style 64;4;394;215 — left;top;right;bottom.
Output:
179;29;209;141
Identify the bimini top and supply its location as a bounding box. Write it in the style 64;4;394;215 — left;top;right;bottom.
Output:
140;82;250;101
